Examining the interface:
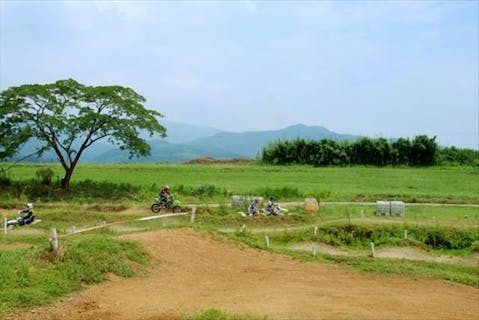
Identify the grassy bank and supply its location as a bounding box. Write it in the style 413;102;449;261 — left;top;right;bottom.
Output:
0;234;148;316
226;222;479;288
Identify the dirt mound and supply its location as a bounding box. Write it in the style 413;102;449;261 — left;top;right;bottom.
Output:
186;157;254;164
5;229;478;320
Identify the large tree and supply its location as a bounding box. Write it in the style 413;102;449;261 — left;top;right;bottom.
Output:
0;79;166;188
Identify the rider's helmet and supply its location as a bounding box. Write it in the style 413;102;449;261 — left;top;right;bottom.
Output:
269;196;275;202
26;203;33;210
164;185;170;190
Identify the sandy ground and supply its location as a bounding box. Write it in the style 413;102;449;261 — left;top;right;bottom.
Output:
289;243;479;267
4;228;479;320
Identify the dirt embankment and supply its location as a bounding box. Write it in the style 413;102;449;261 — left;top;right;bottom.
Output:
5;228;479;320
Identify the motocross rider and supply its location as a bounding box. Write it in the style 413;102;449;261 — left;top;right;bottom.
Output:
265;197;276;215
247;199;261;216
19;203;35;225
159;185;172;207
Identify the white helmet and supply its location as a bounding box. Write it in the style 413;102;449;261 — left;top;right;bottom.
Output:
26;203;33;209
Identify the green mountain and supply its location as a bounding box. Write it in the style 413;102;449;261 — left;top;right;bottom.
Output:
91;139;241;163
7;123;358;163
182;124;358;159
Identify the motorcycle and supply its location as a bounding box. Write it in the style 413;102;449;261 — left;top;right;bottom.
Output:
151;196;182;213
6;211;40;228
263;203;288;216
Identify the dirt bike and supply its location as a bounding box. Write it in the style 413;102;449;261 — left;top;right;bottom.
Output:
263;203;288;216
6;211;40;228
151;196;182;213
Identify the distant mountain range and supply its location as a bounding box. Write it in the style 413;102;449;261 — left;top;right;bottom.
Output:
10;122;359;163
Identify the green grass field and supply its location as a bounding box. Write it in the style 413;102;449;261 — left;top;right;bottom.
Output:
3;163;479;204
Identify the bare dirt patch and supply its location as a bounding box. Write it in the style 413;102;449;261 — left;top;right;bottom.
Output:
289;243;479;267
0;243;32;251
377;247;479;267
5;228;479;320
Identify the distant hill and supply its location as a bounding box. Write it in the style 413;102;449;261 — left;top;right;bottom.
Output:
161;120;221;144
8;123;359;163
183;124;358;159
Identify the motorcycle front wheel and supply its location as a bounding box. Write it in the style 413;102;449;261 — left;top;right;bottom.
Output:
172;205;182;213
151;204;162;213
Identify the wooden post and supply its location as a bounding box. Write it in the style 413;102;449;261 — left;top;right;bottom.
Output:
404;229;408;239
370;242;376;258
50;228;59;252
264;235;270;248
190;207;196;223
3;217;7;235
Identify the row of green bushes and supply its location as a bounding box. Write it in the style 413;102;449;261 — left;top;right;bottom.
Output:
261;135;478;166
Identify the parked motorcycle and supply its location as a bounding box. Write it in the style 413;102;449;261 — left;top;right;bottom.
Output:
151;196;182;213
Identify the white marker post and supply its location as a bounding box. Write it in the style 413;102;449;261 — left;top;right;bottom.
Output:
314;226;318;236
370;242;376;258
3;217;7;235
265;235;270;248
241;224;246;233
190;207;196;223
404;229;408;239
50;228;59;252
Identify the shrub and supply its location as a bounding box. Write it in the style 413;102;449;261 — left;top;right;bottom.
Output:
36;168;54;186
0;168;11;186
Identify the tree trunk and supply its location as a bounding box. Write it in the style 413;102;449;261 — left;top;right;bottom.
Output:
60;168;74;189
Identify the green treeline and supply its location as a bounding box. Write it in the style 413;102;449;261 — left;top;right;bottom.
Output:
261;135;479;166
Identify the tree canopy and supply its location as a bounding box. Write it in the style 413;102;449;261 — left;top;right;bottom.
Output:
261;135;444;167
0;79;166;188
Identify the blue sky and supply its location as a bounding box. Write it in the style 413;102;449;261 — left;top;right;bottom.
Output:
1;0;478;148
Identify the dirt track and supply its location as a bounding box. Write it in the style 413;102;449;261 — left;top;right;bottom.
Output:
5;228;479;320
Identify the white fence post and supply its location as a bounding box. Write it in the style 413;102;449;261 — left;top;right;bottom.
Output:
190;207;196;223
313;226;318;236
370;242;376;258
264;235;270;248
50;228;59;252
241;224;246;233
3;217;7;235
404;229;408;239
